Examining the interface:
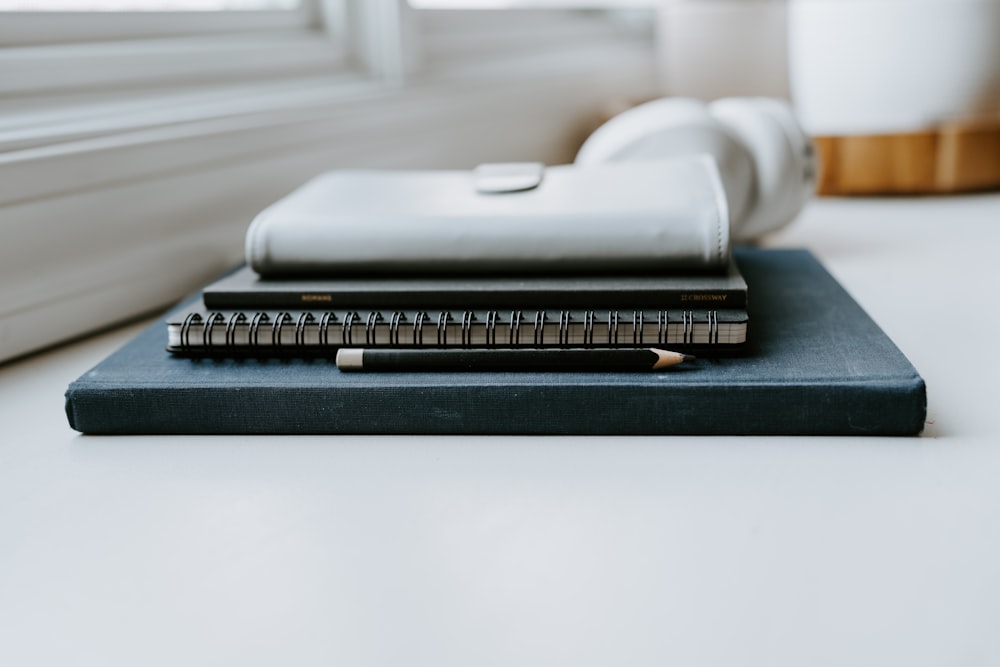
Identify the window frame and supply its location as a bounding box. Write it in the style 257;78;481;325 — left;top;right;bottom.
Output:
0;0;363;102
0;1;322;46
0;1;659;362
0;31;349;98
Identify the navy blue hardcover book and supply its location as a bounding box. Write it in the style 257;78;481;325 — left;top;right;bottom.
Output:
65;249;927;436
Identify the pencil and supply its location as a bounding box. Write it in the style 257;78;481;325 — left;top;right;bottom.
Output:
335;347;695;372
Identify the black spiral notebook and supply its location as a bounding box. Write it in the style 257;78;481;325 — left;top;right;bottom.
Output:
65;248;927;436
167;261;750;355
166;307;749;355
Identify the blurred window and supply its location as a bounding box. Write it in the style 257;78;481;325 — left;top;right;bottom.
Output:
0;0;318;45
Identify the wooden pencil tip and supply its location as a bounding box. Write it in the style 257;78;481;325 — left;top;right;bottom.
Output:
650;348;694;370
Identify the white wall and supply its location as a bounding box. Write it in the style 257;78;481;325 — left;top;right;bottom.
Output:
656;0;790;101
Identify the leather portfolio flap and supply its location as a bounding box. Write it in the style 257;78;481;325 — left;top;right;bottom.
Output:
245;158;730;276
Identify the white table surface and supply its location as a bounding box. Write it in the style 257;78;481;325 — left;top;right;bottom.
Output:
2;195;999;666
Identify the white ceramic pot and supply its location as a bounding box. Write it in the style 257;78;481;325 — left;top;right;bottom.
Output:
788;0;1000;134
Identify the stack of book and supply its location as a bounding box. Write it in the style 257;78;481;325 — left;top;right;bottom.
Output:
65;164;928;435
164;264;750;360
167;161;750;361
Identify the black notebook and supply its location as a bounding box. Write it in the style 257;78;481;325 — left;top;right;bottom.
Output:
170;261;750;355
202;263;748;310
166;307;749;355
66;248;927;436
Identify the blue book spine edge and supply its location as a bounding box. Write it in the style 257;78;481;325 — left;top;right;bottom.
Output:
66;376;927;436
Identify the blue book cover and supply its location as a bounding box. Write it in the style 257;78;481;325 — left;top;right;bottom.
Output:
65;248;927;436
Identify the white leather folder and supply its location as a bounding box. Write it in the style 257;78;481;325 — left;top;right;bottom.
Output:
245;158;731;276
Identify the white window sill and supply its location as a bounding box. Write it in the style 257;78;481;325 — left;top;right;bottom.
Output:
0;30;344;98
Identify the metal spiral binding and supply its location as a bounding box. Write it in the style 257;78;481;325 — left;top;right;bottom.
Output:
248;312;269;347
179;306;727;353
180;312;202;352
225;312;246;347
342;311;359;346
413;311;428;346
202;312;225;350
509;310;522;346
461;311;475;347
271;312;292;347
436;311;452;346
318;312;336;347
295;312;314;347
388;312;404;347
485;311;498;346
366;311;383;345
558;310;572;346
532;310;546;345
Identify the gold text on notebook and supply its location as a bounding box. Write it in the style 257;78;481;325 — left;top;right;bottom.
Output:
681;294;729;302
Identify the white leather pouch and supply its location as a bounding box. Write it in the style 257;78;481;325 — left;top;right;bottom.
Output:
245;157;730;276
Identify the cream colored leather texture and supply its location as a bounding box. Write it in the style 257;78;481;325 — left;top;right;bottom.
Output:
245;158;730;276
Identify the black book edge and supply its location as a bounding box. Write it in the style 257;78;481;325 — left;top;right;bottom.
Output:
64;373;926;436
202;263;749;310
